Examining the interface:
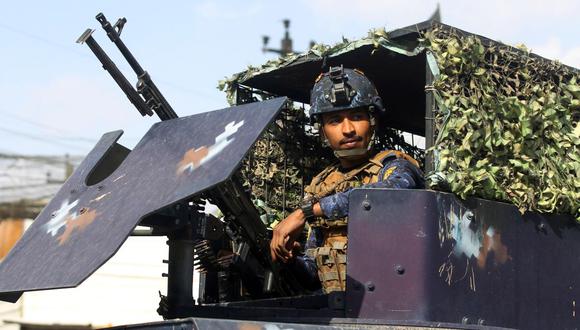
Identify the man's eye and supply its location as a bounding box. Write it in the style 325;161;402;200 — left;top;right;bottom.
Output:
327;117;341;124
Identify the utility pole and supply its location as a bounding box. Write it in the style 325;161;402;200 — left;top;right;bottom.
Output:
262;19;314;56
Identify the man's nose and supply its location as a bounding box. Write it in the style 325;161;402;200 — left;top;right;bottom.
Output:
341;118;356;135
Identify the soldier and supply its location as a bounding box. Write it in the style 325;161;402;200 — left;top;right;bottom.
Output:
270;65;424;292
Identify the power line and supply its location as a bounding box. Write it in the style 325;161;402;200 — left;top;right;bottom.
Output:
0;153;84;164
0;110;98;143
0;125;88;151
0;22;91;59
0;21;223;102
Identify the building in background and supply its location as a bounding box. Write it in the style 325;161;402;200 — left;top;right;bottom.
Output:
0;154;176;329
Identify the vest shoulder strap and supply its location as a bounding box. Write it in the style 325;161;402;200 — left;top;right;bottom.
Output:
372;149;421;169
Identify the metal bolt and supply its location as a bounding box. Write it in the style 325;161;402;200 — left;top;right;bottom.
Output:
365;282;375;292
537;222;547;232
466;213;475;221
97;185;104;191
395;264;405;275
478;319;485;325
362;200;371;211
79;207;87;215
461;316;470;324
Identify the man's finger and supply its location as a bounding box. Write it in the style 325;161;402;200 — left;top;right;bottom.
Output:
272;233;289;262
292;241;301;250
270;241;277;262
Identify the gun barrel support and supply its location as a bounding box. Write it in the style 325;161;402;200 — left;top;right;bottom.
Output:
165;237;195;318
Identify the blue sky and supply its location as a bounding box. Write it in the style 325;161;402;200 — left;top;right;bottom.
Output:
1;0;578;156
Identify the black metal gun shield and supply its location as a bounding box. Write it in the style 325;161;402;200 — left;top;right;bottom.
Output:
0;97;287;301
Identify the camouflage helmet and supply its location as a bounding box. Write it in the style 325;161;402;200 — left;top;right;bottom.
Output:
309;65;384;120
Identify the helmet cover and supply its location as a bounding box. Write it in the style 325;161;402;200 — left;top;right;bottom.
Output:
309;65;384;119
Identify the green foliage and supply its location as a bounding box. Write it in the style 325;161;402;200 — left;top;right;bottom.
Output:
219;23;579;221
423;26;580;220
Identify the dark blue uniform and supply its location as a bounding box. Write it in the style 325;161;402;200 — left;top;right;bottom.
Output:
290;156;424;290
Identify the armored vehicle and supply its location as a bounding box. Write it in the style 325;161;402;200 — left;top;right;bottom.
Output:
0;14;578;330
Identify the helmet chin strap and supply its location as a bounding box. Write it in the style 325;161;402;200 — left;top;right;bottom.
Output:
334;148;368;158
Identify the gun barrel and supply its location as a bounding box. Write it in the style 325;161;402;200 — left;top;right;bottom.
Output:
76;29;153;117
96;13;145;76
95;13;178;121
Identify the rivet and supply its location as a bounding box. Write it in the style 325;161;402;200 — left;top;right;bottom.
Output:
478;319;485;325
395;264;405;275
461;316;470;324
537;222;547;232
97;185;104;191
366;282;375;292
362;200;371;211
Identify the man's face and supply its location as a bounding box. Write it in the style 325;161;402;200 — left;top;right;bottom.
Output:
321;108;373;154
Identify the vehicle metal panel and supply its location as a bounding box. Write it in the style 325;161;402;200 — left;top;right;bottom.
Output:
0;97;287;300
346;189;579;329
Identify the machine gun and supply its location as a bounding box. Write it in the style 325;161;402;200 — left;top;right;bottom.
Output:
0;11;306;325
76;13;177;121
72;13;306;318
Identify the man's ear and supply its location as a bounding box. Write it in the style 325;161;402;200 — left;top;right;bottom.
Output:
320;125;330;147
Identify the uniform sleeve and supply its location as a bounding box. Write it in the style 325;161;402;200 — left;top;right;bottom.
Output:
319;158;424;219
373;158;425;189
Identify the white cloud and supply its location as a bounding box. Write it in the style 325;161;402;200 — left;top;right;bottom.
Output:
531;38;580;68
299;0;579;45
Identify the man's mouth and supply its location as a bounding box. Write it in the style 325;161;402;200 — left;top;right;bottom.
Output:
340;136;363;148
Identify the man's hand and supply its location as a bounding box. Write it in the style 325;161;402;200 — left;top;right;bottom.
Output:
270;209;306;263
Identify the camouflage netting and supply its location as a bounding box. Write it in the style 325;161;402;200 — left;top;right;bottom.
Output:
238;102;334;225
219;23;578;222
235;99;423;226
217;30;426;225
423;25;580;220
217;28;422;107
